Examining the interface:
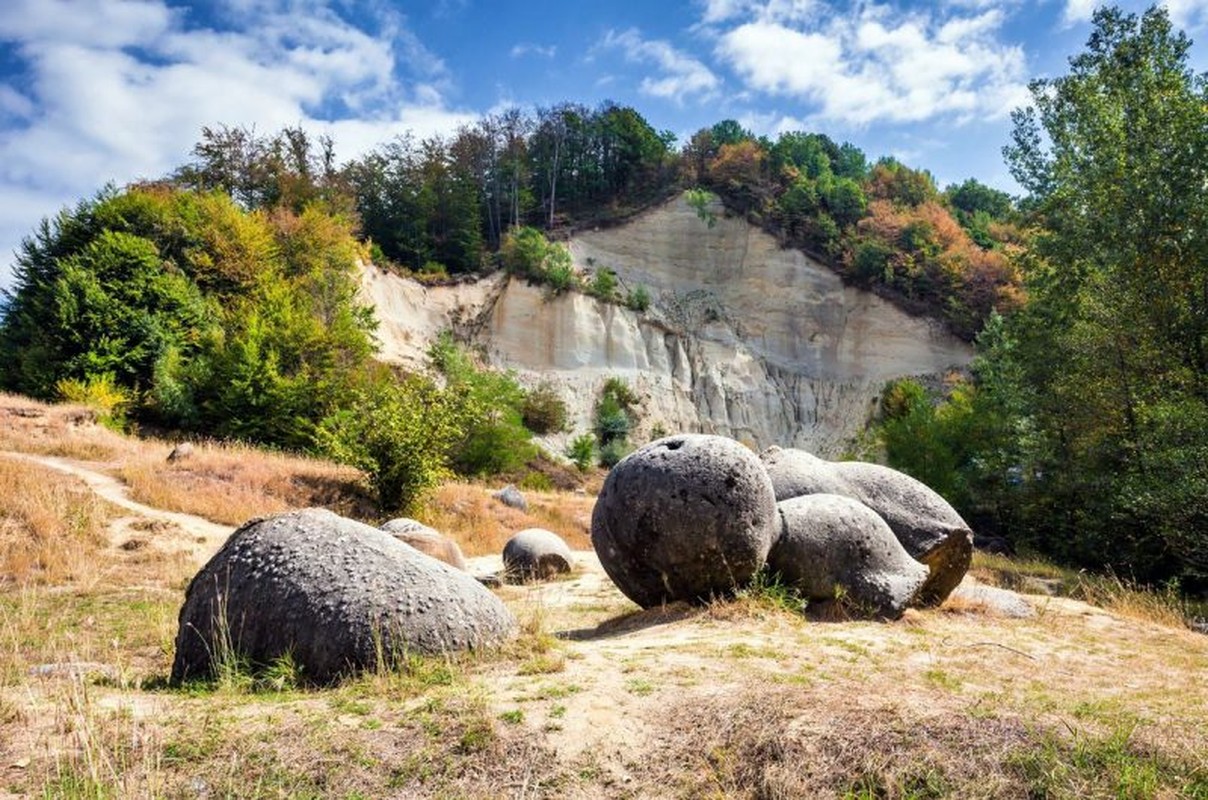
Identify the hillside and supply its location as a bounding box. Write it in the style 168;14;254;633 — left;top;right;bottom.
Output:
363;192;972;456
1;395;1206;798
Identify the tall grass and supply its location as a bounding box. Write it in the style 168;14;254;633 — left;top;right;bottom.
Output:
0;458;111;584
118;441;372;527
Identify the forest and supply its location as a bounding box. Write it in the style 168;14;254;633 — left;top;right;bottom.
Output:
0;6;1204;592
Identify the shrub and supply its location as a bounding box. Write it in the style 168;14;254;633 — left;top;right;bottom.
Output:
521;382;569;434
624;285;651;312
599;438;632;468
429;333;537;476
316;374;460;513
588;268;618;301
567;433;596;471
56;374;131;431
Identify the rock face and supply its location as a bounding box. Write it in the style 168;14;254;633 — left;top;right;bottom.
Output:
591;434;778;608
502;528;574;581
170;509;515;684
769;494;929;618
760;447;973;605
361;193;972;455
380;518;468;571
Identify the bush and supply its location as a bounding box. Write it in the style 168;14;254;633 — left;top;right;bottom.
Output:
316;374;460;513
429;333;537;476
567;433;596;471
56;373;131;431
599;438;632;468
521;382;569;434
624;285;651;312
588;268;618;301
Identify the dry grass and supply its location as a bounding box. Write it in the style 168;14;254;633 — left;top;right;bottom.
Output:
419;482;594;556
2;389;1207;798
0;392;133;461
0;458;113;585
118;441;374;528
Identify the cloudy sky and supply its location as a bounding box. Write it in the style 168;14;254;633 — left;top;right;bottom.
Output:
2;0;1207;289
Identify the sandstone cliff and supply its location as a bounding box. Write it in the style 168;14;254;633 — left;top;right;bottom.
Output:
359;193;972;456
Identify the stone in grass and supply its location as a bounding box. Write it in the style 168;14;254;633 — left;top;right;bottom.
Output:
493;484;528;512
170;509;515;685
760;447;973;606
769;494;929;619
503;528;574;582
592;434;779;608
380;517;468;571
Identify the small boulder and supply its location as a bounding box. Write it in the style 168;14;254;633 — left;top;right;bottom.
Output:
380;518;468;570
592;434;779;608
760;447;973;606
502;528;574;581
493;484;528;512
167;442;195;463
948;581;1033;618
170;509;515;684
770;494;929;619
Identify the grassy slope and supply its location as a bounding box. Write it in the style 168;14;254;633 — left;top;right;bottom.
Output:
0;393;1205;799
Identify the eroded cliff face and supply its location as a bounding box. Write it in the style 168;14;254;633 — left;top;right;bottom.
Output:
360;193;972;456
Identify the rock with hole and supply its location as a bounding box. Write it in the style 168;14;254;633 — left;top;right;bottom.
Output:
502;528;574;582
769;494;929;618
170;508;515;684
380;517;468;570
760;446;973;605
592;434;778;608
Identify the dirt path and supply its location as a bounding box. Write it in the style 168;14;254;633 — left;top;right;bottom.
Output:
1;451;233;565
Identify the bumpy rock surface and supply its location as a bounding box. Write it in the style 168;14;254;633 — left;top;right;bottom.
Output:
380;517;468;570
502;528;574;581
769;494;929;618
592;434;778;608
760;446;973;605
171;509;515;684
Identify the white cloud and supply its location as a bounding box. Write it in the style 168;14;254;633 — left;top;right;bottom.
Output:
598;28;721;104
1062;0;1100;26
1063;0;1208;29
510;43;557;59
0;0;473;289
713;2;1029;126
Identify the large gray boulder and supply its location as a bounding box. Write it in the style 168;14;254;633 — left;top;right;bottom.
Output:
380;518;468;571
592;434;779;608
502;528;574;582
760;447;973;605
171;509;515;684
769;494;929;618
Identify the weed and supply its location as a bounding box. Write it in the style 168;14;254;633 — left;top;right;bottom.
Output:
498;709;524;725
625;678;655;696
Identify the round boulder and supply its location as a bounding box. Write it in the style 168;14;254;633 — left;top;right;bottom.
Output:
170;509;515;685
769;494;929;619
380;517;468;571
502;528;574;582
760;446;973;606
591;434;778;608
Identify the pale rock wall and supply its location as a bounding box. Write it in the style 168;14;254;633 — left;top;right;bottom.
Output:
359;193;973;456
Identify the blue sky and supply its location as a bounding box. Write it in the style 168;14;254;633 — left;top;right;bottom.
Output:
1;0;1207;290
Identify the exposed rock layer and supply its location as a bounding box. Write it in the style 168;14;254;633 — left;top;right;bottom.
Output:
361;193;972;454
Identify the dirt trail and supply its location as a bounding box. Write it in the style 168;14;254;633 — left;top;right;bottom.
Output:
1;451;233;564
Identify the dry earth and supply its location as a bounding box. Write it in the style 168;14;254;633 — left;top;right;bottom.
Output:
1;441;1207;797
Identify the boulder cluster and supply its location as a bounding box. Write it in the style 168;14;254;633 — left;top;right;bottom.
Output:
591;434;973;618
171;507;578;685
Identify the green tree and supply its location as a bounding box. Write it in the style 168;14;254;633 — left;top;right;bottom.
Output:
992;5;1208;586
